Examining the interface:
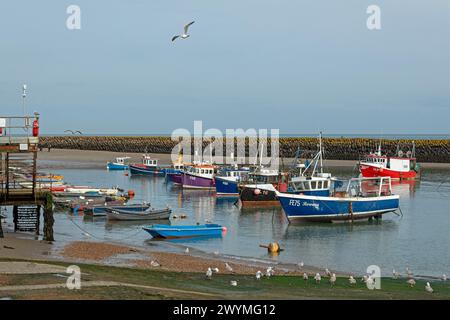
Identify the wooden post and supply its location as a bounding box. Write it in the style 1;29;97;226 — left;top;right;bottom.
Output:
0;212;3;238
43;192;54;241
35;205;41;236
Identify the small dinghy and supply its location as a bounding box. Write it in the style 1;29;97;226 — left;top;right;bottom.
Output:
106;206;171;221
142;223;227;239
84;202;149;217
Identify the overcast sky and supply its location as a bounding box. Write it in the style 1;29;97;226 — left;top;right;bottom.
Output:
1;1;449;135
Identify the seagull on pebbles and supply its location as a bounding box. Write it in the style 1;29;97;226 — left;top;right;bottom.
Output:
349;276;357;285
225;263;234;273
303;273;309;281
256;271;262;280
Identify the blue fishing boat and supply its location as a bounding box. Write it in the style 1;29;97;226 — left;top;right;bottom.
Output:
142;223;226;239
215;166;250;196
106;157;130;170
129;155;165;176
277;177;400;222
165;159;185;183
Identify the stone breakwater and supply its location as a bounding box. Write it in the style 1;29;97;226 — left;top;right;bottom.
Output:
39;136;450;163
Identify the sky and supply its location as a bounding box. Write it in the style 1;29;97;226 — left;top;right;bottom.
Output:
0;1;449;135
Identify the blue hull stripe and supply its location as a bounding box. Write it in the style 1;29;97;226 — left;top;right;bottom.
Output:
278;193;399;221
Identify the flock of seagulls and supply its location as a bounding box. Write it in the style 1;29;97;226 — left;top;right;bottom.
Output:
198;254;445;292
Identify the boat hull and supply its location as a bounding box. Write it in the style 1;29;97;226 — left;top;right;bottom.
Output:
182;173;215;189
107;162;129;170
129;164;165;176
143;224;224;238
215;177;239;196
84;204;150;216
167;173;183;184
278;193;400;222
106;208;171;221
360;164;417;180
239;184;279;206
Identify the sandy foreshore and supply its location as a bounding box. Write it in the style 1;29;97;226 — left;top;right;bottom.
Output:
0;231;325;277
37;149;450;169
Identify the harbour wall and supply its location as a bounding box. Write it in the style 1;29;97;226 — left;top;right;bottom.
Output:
38;136;450;163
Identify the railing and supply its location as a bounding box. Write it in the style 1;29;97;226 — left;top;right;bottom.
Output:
0;114;39;138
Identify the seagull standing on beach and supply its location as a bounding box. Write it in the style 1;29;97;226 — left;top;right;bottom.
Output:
225;263;234;273
298;261;304;270
349;276;357;285
230;280;238;286
206;267;213;279
212;267;219;273
303;273;309;280
406;278;416;287
256;271;262;280
325;268;332;277
185;247;189;254
172;21;195;42
150;260;160;267
442;274;447;281
314;273;321;283
329;273;336;286
266;267;274;277
425;282;434;293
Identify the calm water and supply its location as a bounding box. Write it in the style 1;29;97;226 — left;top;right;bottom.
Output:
6;165;450;276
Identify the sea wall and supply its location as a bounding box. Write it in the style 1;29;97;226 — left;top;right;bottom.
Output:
39;136;450;163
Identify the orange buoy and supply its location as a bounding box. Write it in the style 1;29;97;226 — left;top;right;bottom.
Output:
128;190;135;197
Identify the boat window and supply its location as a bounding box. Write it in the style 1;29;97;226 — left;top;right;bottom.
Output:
311;181;317;189
323;181;328;189
318;181;322;189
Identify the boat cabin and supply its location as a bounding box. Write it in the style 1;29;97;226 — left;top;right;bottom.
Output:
248;168;282;184
114;157;130;165
185;165;215;178
142;155;158;168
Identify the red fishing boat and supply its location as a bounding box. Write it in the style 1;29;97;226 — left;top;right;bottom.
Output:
359;143;420;180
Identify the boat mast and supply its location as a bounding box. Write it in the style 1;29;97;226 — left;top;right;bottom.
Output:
319;131;323;174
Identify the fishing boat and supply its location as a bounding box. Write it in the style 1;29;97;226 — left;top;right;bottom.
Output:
142;223;226;239
84;202;151;217
129;155;165;176
165;155;185;184
239;167;287;206
359;143;420;180
181;163;216;189
64;186;120;196
215;166;250;196
106;206;171;221
277;177;400;222
107;157;130;170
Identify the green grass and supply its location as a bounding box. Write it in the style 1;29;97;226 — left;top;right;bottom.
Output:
1;258;449;300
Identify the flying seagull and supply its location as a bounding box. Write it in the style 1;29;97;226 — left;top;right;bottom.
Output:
172;21;195;42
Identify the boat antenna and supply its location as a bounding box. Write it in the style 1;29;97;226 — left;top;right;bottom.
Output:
259;141;264;167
